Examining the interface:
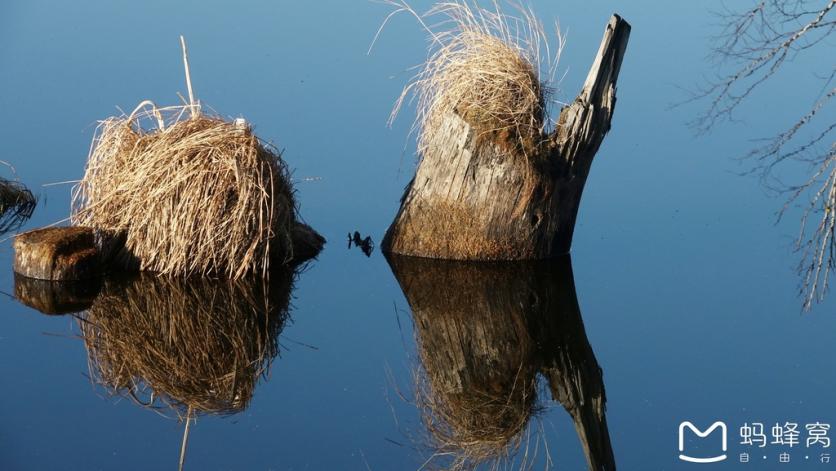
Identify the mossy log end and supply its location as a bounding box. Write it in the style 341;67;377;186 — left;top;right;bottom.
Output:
13;223;323;283
13;227;102;281
383;15;630;260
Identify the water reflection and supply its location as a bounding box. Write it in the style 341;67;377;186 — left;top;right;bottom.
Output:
14;274;102;315
14;265;301;469
387;255;614;470
0;176;36;234
77;270;294;416
685;2;835;310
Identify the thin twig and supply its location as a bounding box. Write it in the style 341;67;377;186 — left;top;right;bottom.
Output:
178;406;193;471
180;35;197;119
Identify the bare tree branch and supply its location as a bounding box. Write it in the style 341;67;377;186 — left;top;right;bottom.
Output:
691;0;836;310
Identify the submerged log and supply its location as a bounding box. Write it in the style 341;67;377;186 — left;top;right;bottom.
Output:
383;15;631;260
14;222;323;282
387;254;614;470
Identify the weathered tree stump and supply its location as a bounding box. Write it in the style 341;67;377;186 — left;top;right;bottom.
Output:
383;15;630;260
13;227;103;281
387;255;614;469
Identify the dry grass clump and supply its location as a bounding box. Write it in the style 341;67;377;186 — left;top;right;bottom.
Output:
0;168;36;234
79;271;293;416
377;1;563;157
71;102;296;278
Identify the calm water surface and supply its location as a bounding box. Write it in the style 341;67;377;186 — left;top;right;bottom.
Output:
1;1;834;470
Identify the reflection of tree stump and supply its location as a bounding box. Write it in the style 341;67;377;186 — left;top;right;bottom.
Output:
387;255;614;470
383;15;630;260
528;263;615;471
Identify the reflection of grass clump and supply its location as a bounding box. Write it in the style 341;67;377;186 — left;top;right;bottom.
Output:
0;175;36;234
79;271;293;416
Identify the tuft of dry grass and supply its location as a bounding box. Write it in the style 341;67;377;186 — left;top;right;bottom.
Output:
78;270;293;417
71;102;297;278
0;163;36;234
375;1;564;157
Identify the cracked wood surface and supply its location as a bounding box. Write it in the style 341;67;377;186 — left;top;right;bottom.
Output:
383;15;630;260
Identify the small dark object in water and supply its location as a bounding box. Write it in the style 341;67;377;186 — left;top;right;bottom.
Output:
14;273;102;315
348;231;374;257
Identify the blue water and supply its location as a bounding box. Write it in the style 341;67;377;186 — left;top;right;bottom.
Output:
1;1;835;469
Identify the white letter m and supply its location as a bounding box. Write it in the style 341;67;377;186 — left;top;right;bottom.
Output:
679;421;728;463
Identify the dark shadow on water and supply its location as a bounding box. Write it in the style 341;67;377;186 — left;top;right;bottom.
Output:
387;255;614;471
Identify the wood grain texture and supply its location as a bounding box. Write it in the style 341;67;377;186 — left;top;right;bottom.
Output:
383;15;631;260
13;227;102;281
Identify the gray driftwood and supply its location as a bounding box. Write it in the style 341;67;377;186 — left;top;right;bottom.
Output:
383;15;630;260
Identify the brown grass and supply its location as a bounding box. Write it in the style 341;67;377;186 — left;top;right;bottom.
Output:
376;1;564;158
71;101;297;279
78;270;293;416
0;168;36;234
385;200;524;259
